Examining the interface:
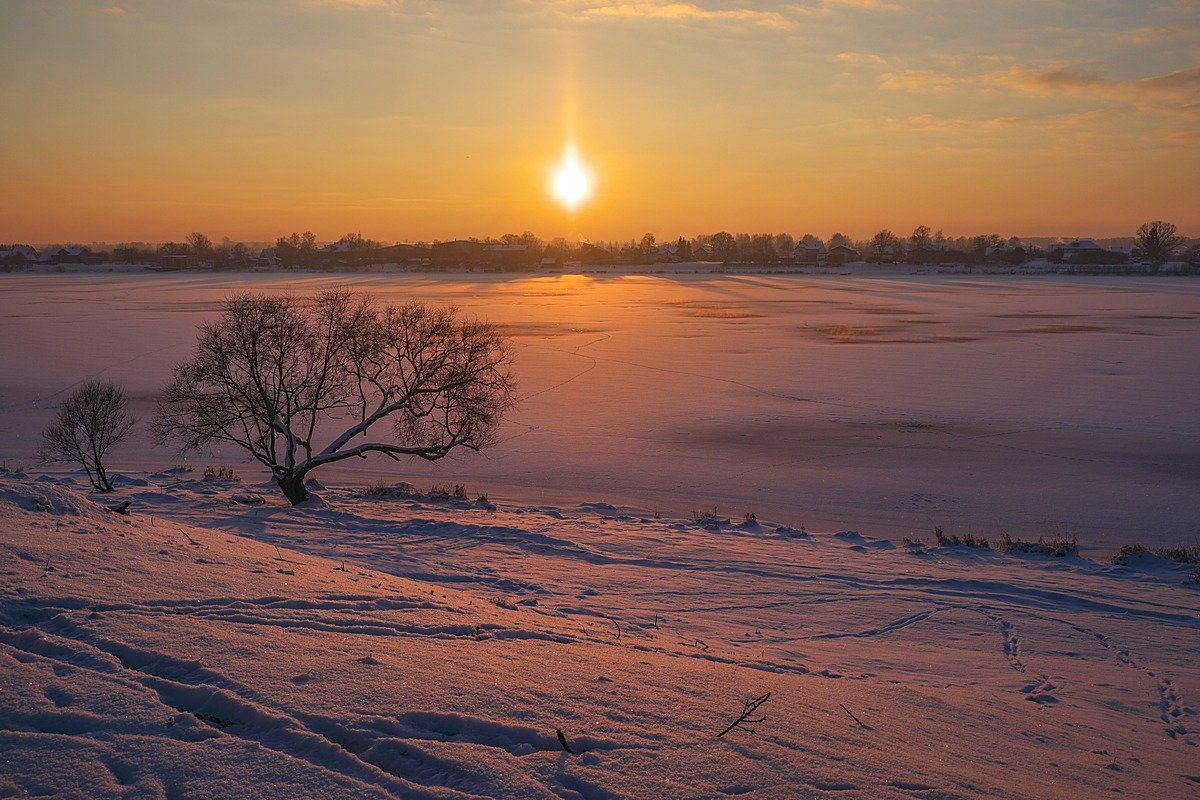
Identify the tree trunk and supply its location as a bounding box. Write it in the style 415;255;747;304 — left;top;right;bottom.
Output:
277;474;309;505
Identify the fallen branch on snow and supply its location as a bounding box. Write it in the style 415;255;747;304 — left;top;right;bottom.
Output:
839;703;868;729
717;691;771;738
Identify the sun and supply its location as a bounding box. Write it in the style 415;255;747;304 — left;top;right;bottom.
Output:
550;143;593;212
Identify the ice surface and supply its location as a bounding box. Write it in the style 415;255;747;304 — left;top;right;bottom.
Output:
1;271;1196;549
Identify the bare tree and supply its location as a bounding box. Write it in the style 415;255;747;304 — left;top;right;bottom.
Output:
909;225;932;249
153;290;516;504
41;380;136;492
870;229;903;261
710;231;736;263
187;232;214;259
1134;220;1183;263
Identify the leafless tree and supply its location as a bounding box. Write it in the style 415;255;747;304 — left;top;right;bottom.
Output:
1134;220;1183;263
153;290;515;504
870;229;903;260
41;380;136;492
187;232;214;258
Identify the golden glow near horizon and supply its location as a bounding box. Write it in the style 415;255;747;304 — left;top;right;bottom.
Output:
550;143;593;213
0;2;1197;242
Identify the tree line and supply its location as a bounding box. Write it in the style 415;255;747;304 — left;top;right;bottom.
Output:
7;220;1194;270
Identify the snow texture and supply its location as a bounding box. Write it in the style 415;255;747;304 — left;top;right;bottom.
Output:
1;475;1197;799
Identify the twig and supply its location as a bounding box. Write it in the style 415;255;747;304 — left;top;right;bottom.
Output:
274;545;284;560
178;527;198;546
602;614;622;640
695;639;709;651
654;613;659;629
717;692;772;738
556;728;577;755
839;703;868;729
335;561;347;572
40;556;52;578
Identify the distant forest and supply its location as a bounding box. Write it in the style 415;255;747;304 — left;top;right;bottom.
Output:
4;221;1195;272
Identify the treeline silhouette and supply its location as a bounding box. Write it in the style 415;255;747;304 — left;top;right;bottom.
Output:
4;221;1194;271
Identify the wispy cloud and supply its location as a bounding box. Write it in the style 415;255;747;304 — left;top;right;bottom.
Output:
881;63;1200;101
1119;26;1177;45
580;2;794;29
306;0;399;7
994;65;1200;99
879;68;967;91
834;52;887;67
818;0;903;10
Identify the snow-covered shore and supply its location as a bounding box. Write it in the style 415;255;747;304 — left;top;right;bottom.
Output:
1;473;1196;799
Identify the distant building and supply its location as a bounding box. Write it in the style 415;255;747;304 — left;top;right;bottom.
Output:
0;244;39;262
431;240;486;267
793;240;826;264
482;243;531;270
155;254;196;270
257;248;279;267
1048;239;1126;265
826;244;860;265
371;243;431;265
47;246;95;264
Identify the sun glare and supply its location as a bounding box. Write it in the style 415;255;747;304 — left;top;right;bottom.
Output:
550;143;592;212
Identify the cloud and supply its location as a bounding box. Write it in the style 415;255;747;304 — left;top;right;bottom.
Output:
881;62;1200;101
879;69;967;91
1119;26;1177;45
306;0;399;7
818;0;903;9
834;52;887;67
902;109;1125;135
580;2;794;28
995;65;1200;98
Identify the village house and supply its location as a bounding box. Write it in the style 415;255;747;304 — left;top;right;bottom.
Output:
0;244;40;263
793;240;826;264
825;244;861;265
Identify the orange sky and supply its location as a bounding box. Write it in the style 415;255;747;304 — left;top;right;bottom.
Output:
1;1;1197;243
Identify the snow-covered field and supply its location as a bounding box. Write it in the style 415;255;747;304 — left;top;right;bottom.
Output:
2;271;1198;798
0;473;1197;799
1;271;1197;551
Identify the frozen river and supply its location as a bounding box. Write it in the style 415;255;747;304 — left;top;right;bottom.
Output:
2;270;1197;550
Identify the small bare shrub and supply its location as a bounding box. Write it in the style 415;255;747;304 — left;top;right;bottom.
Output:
693;506;731;525
932;526;989;549
40;380;135;492
203;466;238;481
1116;544;1200;582
1156;545;1200;564
1000;533;1078;557
428;483;468;501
